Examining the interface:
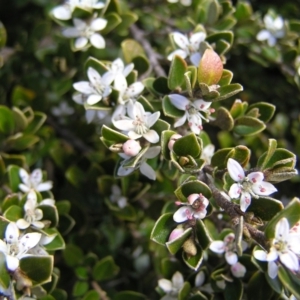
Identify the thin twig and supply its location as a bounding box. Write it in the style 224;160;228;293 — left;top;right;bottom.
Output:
130;24;166;78
91;281;110;300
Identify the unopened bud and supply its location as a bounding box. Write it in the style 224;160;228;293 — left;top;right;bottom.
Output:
109;143;123;152
122;140;141;156
182;237;197;257
168;228;184;242
178;156;189;166
168;134;182;151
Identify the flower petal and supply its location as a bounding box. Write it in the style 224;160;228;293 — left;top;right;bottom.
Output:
174;114;187;128
144;146;161;159
62;27;80;38
75;37;88;49
227;158;245;182
173;206;192;223
190;52;201;66
275;218;289;239
169;94;189;110
209;241;225;254
73;81;95;94
90;18;107;31
254;250;268;261
256;29;271;41
16;219;30;230
252;181;277;196
268;261;278;279
19;168;30;186
158;279;172;293
6;255;19;271
228;183;241;199
280;251;299;271
18;232;42;255
143;130;160;143
37;181;53;192
87;94;102;105
90;33;105;49
240;192;251;212
172;271;184;289
140;162;156;180
52;6;71;20
146;111;160;128
167;49;188;61
172;32;189;48
5;222;19;243
225;251;238;265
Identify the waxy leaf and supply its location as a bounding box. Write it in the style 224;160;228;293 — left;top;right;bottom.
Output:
175;180;212;201
247;102;275;123
173;133;201;158
150;213;175;245
0;252;10;289
278;266;300;299
166;228;192;254
234;116;266;136
92;256;119;281
182;244;203;270
168;55;187;90
0;106;14;135
247;271;274;300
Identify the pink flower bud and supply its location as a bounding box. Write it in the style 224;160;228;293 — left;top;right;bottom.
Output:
230;262;246;278
168;228;184;242
168;134;182;151
122;140;141;156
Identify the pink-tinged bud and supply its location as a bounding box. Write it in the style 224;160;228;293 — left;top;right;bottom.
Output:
230;262;246;278
187;193;200;205
168;228;184;241
122;140;141;156
168;134;182;151
175;201;182;206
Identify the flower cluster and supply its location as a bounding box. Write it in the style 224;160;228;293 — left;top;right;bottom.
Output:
227;158;277;211
209;233;247;278
51;0;107;51
168;94;214;135
254;218;300;278
173;193;209;223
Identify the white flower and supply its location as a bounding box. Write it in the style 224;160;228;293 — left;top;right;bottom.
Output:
168;32;206;66
167;0;192;6
254;218;300;279
51;101;75;117
209;233;240;265
158;271;184;299
73;67;114;105
169;94;213;135
19;168;53;193
110;184;127;209
230;262;246;278
201;144;215;165
28;233;57;256
106;58;134;80
113;102;160;143
173;193;209;223
62;17;107;50
114;74;144;105
0;223;41;271
117;146;161;180
256;14;285;46
227;158;277;212
16;191;55;230
52;0;105;21
168;227;185;242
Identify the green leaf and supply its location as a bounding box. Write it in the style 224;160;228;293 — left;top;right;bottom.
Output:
218;69;233;86
248;197;283;221
20;255;53;286
6;134;40;151
113;291;147;300
278;266;300;299
198;49;223;85
265;198;300;239
24;112;47;134
206;31;233;46
132;55;150;75
178;282;191;300
92;256;120;281
168;55;187;90
210;107;234;131
101;125;129;143
101;12;122;34
206;84;243;102
83;290;100;300
161;130;177;160
2;193;19;212
121;39;146;63
175;180;212;201
150;213;175;245
152;77;171;95
206;0;220;25
195;219;212;250
162;95;184;118
44;231;65;251
0;252;10;289
39;205;59;228
0;106;15;135
173;133;201;158
224;278;243;300
72;281;89;297
0;21;7;48
3;205;23;221
182;244;203;270
247;271;274;300
56;200;71;215
234;1;253;20
234;116;266;136
230;100;248;119
166;228;192;255
65;165;86;187
247;102;275;123
12;107;28;132
63;244;84;267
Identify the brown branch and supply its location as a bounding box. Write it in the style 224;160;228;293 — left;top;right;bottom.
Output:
201;170;268;249
91;281;110;300
130;24;166;78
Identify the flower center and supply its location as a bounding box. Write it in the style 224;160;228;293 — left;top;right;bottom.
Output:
133;117;148;135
